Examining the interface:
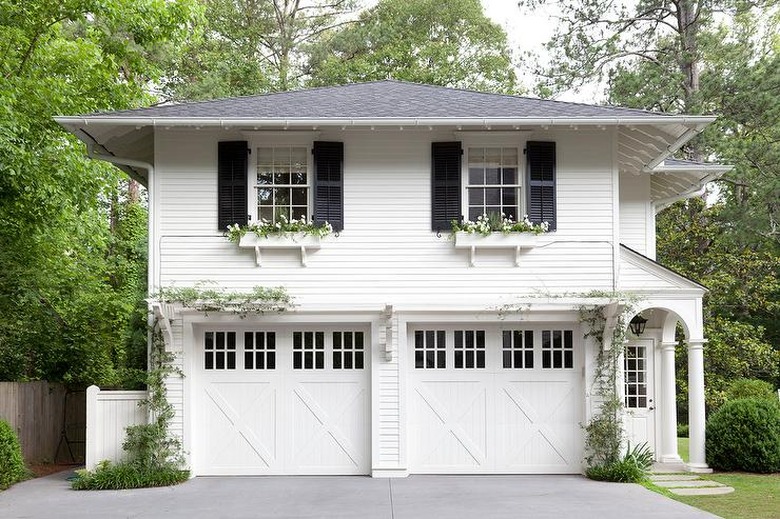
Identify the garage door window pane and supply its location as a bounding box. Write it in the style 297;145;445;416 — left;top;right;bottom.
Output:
294;331;324;370
333;331;364;370
245;331;276;370
415;330;446;369
542;329;574;369
454;330;485;369
502;330;533;369
204;331;236;370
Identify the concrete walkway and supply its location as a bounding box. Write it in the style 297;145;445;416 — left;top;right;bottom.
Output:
0;471;719;519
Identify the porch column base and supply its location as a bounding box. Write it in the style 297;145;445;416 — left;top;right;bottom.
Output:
660;454;684;464
687;463;713;474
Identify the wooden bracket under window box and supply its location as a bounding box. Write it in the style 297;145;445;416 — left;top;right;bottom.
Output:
453;232;539;267
238;233;321;267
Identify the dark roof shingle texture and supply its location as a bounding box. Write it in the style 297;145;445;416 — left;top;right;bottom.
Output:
87;80;668;119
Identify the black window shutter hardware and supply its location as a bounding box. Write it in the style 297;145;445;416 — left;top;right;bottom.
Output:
431;142;462;232
313;141;344;232
217;141;249;230
526;141;556;231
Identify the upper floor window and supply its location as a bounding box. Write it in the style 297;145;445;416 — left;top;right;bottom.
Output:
256;146;309;222
467;147;520;221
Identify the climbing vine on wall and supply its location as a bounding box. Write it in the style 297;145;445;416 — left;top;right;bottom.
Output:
154;281;293;317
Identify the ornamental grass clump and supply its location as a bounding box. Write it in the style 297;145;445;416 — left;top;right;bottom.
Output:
0;419;29;490
585;443;654;483
706;398;780;473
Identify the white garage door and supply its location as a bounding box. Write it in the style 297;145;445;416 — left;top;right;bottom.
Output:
409;325;582;474
194;327;370;475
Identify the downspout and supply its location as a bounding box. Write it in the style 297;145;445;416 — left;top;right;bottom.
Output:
86;145;157;295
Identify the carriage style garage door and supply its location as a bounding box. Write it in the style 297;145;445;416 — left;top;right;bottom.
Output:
194;326;370;475
409;325;582;474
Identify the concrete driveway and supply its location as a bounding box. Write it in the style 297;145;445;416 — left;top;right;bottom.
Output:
0;471;718;519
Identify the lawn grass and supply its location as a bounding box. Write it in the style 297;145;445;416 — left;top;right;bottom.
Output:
648;438;780;519
668;473;780;519
678;437;689;463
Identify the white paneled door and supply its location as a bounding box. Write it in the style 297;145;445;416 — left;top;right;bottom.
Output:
194;328;370;475
624;339;656;453
409;326;582;474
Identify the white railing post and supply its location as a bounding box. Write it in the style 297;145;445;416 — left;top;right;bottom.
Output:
85;385;100;470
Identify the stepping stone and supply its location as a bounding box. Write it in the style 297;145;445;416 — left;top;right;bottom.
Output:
669;487;735;496
654;480;726;488
650;475;701;481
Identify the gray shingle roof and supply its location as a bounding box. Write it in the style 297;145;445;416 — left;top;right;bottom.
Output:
84;80;670;119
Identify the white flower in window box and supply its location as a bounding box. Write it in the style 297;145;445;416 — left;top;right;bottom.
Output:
226;215;331;267
451;213;548;267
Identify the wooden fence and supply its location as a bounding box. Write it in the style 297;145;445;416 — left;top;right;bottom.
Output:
86;385;148;470
0;381;85;463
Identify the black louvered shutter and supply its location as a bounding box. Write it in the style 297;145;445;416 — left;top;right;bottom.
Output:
526;141;556;231
431;142;462;232
217;141;248;230
313;141;344;232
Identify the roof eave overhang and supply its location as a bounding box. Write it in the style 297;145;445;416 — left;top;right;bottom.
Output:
54;115;717;129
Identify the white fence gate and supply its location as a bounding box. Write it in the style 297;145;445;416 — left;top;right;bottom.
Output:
85;385;148;470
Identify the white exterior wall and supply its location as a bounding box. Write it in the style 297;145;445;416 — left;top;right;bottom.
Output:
154;128;617;305
619;172;654;257
153;127;620;475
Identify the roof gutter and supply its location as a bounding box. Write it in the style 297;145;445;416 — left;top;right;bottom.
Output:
54;115;717;128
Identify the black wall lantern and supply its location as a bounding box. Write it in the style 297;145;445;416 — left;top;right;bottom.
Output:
629;314;648;336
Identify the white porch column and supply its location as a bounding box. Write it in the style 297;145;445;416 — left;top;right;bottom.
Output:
687;339;710;471
659;342;682;463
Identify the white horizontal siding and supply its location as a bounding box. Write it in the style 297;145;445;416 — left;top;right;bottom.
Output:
619;172;651;255
154;128;617;304
619;258;682;291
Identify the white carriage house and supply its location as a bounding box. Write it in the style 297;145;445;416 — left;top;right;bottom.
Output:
57;81;729;477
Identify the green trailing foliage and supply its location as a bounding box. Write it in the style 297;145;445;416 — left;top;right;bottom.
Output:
706;398;780;473
155;282;293;317
0;419;29;490
72;320;189;490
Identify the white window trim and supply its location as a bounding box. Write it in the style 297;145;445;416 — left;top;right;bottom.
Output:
455;131;531;222
244;131;320;224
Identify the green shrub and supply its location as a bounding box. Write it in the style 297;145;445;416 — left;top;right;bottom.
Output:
0;419;29;489
677;423;689;438
725;378;776;402
71;461;189;490
706;398;780;473
586;442;653;483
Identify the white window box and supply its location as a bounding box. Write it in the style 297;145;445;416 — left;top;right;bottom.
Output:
453;232;540;267
238;233;321;267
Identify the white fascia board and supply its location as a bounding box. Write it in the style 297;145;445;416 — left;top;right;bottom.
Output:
53;115;718;129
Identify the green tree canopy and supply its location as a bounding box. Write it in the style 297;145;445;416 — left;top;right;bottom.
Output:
0;0;199;386
306;0;519;93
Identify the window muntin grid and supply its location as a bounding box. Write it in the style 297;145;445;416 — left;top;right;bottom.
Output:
414;330;446;369
333;331;365;370
244;331;276;370
293;331;324;370
625;344;648;408
541;329;574;369
454;330;486;369
256;146;309;222
204;331;236;370
466;147;521;221
502;330;534;369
